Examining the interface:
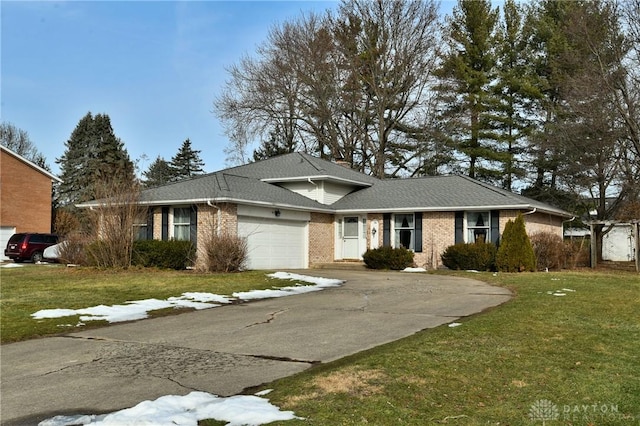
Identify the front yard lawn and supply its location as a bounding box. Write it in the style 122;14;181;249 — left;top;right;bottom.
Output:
257;270;640;425
2;266;638;424
0;264;284;343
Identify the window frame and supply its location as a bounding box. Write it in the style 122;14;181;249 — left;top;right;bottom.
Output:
172;207;192;241
465;211;491;243
393;213;416;251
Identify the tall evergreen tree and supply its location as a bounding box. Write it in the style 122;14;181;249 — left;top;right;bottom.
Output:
170;139;205;181
56;112;135;205
142;156;174;188
489;0;538;190
435;0;500;180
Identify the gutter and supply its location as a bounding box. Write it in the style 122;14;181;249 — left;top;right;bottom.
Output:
207;200;221;236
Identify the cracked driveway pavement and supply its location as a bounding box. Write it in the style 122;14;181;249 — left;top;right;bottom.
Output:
1;270;511;425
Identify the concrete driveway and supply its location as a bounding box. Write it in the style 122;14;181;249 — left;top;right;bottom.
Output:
1;270;511;425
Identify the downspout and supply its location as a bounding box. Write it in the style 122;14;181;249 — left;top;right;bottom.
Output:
207;200;221;236
562;216;576;240
522;207;537;215
308;178;318;202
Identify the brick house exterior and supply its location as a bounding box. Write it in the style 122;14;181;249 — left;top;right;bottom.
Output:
79;152;572;270
1;146;61;254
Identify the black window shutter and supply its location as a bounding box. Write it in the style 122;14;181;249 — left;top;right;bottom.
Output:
146;208;154;240
161;207;169;241
414;212;422;252
491;210;500;246
455;211;464;244
190;205;198;247
383;214;391;247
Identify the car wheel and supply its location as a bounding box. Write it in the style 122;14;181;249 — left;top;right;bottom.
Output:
31;252;44;263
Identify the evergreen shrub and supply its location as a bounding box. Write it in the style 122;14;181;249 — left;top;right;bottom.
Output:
132;240;195;270
441;242;497;271
495;214;536;272
362;246;414;270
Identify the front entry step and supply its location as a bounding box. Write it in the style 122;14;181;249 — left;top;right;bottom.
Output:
312;261;367;270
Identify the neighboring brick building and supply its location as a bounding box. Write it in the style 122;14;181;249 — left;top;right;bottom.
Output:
79;152;573;270
1;146;62;258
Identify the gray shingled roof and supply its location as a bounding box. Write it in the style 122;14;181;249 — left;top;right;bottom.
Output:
225;152;378;185
79;152;572;217
331;175;572;216
137;170;332;211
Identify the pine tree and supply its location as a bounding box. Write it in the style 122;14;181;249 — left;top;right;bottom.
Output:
170;139;205;181
252;127;296;161
489;0;537;190
142;156;173;188
496;214;536;272
56;112;135;205
435;0;500;180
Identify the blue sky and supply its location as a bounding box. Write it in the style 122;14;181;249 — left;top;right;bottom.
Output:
2;1;341;176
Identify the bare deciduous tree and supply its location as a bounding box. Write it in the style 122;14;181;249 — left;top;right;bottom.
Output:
214;0;441;177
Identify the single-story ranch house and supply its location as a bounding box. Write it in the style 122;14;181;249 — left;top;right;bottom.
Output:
80;152;573;270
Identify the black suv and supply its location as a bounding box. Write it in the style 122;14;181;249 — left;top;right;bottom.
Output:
4;233;59;263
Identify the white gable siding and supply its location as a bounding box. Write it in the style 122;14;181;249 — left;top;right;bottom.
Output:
323;181;357;205
278;181;319;202
278;180;358;205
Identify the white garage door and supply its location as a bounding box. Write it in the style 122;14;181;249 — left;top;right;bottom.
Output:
1;227;17;261
238;216;307;269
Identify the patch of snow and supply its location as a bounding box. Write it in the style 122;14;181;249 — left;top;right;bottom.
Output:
267;271;344;287
448;322;462;328
1;263;23;268
254;389;273;396
403;267;426;272
38;391;301;426
547;288;576;297
31;272;345;324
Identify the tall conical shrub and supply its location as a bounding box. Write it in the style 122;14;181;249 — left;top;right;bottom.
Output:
496;213;536;272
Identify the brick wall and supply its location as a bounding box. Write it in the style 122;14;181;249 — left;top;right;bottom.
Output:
500;210;563;238
414;212;456;269
0;150;54;233
309;212;334;265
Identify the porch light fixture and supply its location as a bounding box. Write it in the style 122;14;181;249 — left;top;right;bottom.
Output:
274;209;281;217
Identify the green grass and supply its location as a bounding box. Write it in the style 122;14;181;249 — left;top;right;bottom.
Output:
0;264;282;343
2;266;638;424
254;271;640;426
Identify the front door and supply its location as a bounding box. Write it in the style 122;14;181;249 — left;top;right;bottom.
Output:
342;216;361;259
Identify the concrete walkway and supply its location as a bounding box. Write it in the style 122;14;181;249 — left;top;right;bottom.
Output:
1;270;511;425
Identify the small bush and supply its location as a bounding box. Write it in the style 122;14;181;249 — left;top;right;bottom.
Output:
363;246;414;270
132;240;196;270
441;242;497;271
202;233;248;273
530;232;565;271
496;214;536;272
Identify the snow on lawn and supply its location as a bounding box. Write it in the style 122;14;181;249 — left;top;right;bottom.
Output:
32;272;345;324
1;263;23;268
38;390;302;426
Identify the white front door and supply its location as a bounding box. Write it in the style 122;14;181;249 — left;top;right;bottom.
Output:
342;216;361;259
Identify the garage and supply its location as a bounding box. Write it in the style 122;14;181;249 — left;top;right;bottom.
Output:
238;216;308;269
1;226;16;261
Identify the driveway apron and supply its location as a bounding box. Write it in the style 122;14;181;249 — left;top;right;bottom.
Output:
1;270;511;425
